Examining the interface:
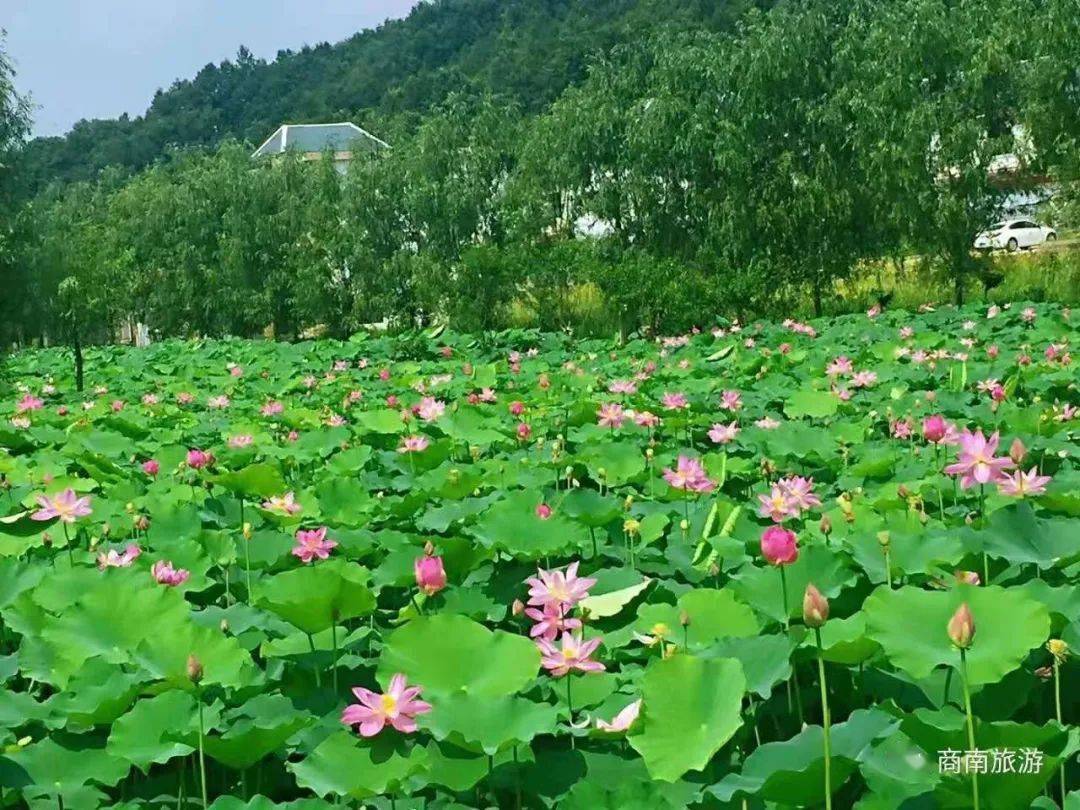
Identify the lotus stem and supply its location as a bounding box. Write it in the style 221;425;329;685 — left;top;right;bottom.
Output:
307;633;322;688
1054;659;1065;801
331;619;339;694
959;650;980;810
196;690;208;809
815;627;833;810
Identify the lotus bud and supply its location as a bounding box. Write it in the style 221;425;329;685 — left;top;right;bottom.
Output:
645;447;654;459
423;540;435;556
1008;438;1026;465
819;515;832;536
511;599;525;617
679;610;691;628
220;619;229;634
708;561;720;577
624;495;634;510
186;653;204;684
802;583;829;628
897;484;910;499
242;522;252;540
134;515;149;531
947;603;975;649
414;552;447;596
876;531;891;550
679;518;689;532
1047;639;1069;662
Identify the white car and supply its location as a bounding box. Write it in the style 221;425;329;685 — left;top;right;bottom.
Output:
974;219;1056;251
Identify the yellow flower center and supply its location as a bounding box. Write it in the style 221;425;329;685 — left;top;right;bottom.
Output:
651;622;670;638
380;694;398;714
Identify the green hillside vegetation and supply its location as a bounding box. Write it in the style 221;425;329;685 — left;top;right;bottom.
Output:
0;0;1078;349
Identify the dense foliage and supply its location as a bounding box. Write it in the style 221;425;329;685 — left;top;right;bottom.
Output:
0;302;1077;808
2;0;1079;348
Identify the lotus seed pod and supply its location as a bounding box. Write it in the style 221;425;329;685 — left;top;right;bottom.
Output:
947;603;975;649
876;531;891;549
242;522;253;540
802;583;829;628
645;448;654;458
679;518;689;531
623;518;640;535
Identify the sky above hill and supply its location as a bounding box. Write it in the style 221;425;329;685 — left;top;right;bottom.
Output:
1;0;417;137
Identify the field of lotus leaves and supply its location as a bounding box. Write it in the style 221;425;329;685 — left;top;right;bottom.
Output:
0;302;1077;810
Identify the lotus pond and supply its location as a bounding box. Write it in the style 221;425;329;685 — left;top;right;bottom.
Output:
0;303;1077;809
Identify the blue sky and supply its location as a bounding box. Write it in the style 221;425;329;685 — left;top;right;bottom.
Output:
1;0;418;137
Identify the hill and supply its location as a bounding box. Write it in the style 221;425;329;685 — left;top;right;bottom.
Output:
14;0;766;196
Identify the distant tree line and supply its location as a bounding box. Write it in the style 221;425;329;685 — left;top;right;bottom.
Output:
1;0;1078;349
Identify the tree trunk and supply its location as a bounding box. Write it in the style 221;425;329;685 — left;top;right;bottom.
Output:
812;274;823;318
953;268;964;306
73;332;84;393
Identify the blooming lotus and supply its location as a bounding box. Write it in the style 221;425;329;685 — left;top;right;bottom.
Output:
537;632;605;676
944;429;1015;489
207;395;230;409
660;392;688;410
708;421;739;444
417;397;446;422
186;449;213;469
292;526;336;563
755;416;781;430
719;390;742;410
535;503;552;519
341;674;432;737
263;491;302;516
228;434;254;449
595;699;642;732
525;561;595;610
996;467;1051;498
398;434;430;454
524;601;581;641
758;486;797;523
662;455;715;493
608;379;637;395
151;560;190;586
31;489;93;524
98;543;141;570
777;476;821;512
261;400;284;417
516;422;532;441
16;394;44;413
596;402;625;428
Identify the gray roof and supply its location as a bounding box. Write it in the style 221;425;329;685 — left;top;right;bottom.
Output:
251;122;388;158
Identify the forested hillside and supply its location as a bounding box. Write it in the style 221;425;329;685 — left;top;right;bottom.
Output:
1;0;1078;349
12;0;766;196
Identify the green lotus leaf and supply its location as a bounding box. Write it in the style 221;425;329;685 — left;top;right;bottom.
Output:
576;441;646;486
106;690;217;772
203;694;312;770
256;558;375;634
629;654;746;781
379;613;540;698
701;633;795;698
213;463;287;499
471;491;589;558
1;735;130;791
864;584;1050;685
421;692;558;754
288;730;426;799
730;544;857;624
632;588;758;650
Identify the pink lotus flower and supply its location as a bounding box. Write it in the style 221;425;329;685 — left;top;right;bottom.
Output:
291;526;337;563
524;601;581;641
31;489;93;523
663;455;716;493
538;632;605;676
597;402;625;428
516;422;532;441
661;392;688;410
1021;307;1036;323
760;526;799;566
208;395;230;409
151;560;190;586
826;356;853;377
891;419;913;440
633;410;660;428
186;449;213;469
141;459;160;477
228;364;243;377
596;699;642;732
228;434;254;449
16;394;44;413
414;553;447;595
98;543;141;570
608;379;637;395
758;486;796;523
176;392;195;405
263;491;302;515
535;503;553;520
851;370;877;388
261;400;284;417
922;415;957;445
944;429;1015;489
10;416;29;429
341;674;432;737
111;399;126;413
996;468;1051;498
398;435;430;454
526;561;595;610
708;421;739;444
777;476;821;511
417;397;446;422
508;400;525;416
755;416;781;430
142;393;159;406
